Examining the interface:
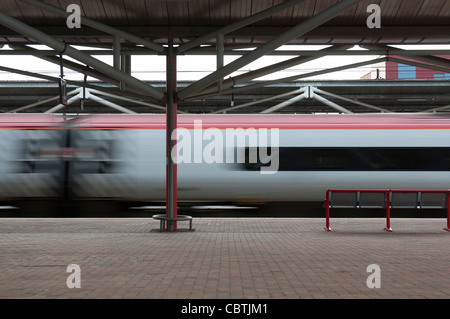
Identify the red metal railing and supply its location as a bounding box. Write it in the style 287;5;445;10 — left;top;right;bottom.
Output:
324;189;450;232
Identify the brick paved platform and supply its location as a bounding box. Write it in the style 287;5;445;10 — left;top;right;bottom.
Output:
0;217;449;299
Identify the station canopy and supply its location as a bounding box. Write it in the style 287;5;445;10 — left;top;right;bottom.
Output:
0;0;450;114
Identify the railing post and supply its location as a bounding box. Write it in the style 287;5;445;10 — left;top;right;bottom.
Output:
384;190;393;232
444;191;450;232
324;189;332;231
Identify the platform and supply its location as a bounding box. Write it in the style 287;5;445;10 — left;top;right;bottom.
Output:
0;217;448;299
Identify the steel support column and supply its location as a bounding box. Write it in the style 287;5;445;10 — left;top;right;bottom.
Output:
166;39;177;231
113;35;121;70
217;33;224;92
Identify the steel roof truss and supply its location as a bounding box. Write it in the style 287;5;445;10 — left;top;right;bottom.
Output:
177;0;366;101
0;11;165;101
16;0;165;53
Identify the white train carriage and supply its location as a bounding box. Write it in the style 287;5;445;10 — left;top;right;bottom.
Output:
69;113;450;205
0;113;450;210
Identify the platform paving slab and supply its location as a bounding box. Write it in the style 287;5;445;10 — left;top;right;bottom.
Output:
0;217;448;299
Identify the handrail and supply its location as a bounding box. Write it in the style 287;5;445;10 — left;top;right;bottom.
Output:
324;189;450;232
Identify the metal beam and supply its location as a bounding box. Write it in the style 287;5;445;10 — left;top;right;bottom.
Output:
45;88;139;114
177;0;309;53
423;104;450;113
188;57;387;101
186;48;450;57
313;88;391;113
177;0;365;100
260;88;308;113
0;64;111;91
8;46;156;98
210;88;307;114
45;93;81;113
0;64;58;82
89;89;167;112
310;88;353;114
0;12;165;101
8;88;80;113
194;45;353;98
2;25;450;47
260;86;353;114
88;93;137;114
16;0;164;53
9;44;120;87
3;48;450;57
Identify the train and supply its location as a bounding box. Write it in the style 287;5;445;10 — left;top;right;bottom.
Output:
1;112;450;216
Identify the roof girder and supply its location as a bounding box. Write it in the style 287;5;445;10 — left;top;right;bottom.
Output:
177;0;366;100
0;11;165;101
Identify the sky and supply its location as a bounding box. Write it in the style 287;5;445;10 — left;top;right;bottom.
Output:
1;44;450;83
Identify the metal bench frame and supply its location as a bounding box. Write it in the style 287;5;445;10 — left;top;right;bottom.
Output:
152;214;193;232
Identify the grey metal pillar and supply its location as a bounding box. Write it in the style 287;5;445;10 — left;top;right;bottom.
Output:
113;35;121;70
120;54;127;92
217;33;224;92
166;39;177;231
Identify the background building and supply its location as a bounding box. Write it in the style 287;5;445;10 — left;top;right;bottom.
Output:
386;56;450;79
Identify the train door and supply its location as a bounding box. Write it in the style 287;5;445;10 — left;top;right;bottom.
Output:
0;128;67;207
69;129;132;202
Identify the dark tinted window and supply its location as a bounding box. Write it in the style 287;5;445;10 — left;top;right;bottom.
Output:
244;147;450;171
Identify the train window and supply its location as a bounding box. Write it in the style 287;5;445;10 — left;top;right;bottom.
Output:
71;139;117;174
70;130;119;174
18;137;64;174
244;147;276;170
243;147;450;171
